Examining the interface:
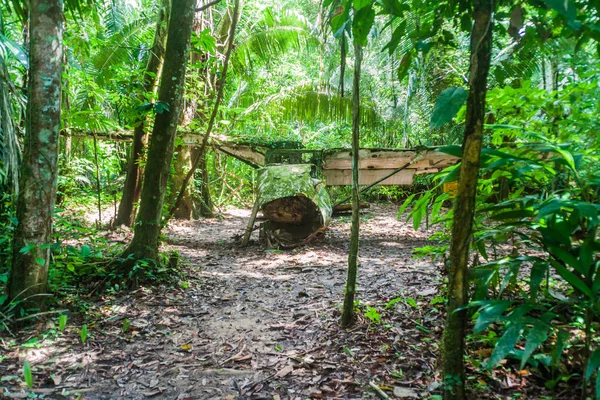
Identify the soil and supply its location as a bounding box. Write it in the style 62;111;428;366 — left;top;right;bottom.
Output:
0;204;541;399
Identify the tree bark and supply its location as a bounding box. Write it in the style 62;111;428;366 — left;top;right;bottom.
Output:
195;146;214;217
167;0;241;221
170;144;194;219
121;0;196;267
115;0;170;226
340;41;362;328
442;1;494;399
170;1;214;220
8;0;63;308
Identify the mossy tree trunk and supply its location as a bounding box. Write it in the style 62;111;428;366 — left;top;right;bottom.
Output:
121;0;195;266
442;1;494;398
340;40;362;328
115;0;170;227
8;0;63;308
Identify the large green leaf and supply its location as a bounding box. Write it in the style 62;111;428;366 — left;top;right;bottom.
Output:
353;0;371;11
487;322;524;369
473;300;512;334
352;5;375;46
585;348;600;381
379;0;407;17
529;261;548;301
430;87;468;128
521;320;550;369
0;34;28;69
551;260;593;298
382;20;406;55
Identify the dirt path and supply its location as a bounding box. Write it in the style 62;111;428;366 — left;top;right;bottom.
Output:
2;204;446;399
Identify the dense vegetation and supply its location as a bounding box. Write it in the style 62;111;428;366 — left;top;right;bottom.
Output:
1;0;599;398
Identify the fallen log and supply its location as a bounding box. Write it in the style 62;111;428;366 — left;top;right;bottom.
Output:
257;164;332;247
332;203;370;213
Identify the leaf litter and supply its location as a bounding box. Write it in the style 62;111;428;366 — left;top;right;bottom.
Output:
0;204;529;399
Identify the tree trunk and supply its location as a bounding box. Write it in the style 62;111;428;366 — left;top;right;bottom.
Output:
8;0;63;308
115;0;170;226
340;41;362;328
170;144;194;219
442;1;494;398
167;0;241;221
196;147;214;217
170;0;214;220
121;0;195;267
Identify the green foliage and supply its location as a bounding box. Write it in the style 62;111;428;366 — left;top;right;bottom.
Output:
80;324;88;343
22;360;32;389
58;315;67;331
364;305;381;324
430;87;468;128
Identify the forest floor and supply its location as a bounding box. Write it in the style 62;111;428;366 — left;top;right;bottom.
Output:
2;204;540;399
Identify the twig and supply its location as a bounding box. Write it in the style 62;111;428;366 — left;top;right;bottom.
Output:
369;381;391;400
196;0;222;12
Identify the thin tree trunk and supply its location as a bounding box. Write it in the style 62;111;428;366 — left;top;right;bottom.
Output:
121;0;196;267
8;0;63;308
170;145;194;219
340;41;362;328
170;0;214;219
442;1;494;399
196;147;214;217
115;0;170;226
167;0;241;220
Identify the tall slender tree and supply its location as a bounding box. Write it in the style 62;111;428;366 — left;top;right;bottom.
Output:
340;39;362;328
114;0;170;227
8;0;63;307
120;0;196;269
442;0;494;398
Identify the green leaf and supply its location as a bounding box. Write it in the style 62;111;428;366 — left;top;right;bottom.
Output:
552;330;570;367
352;5;375;46
80;324;88;344
521;320;550;369
122;318;131;333
80;245;91;259
331;1;351;37
487;322;524;369
154;101;170;114
405;297;417;308
435;145;462;158
397;193;416;217
19;244;35;254
551;260;593;298
473;300;512;334
382;20;406;55
596;373;600;400
58;315;67;331
23;360;33;389
529;262;548;300
379;0;407;16
353;0;371;10
585;348;600;381
430;87;468;128
0;33;29;69
136;102;153;112
35;257;45;266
